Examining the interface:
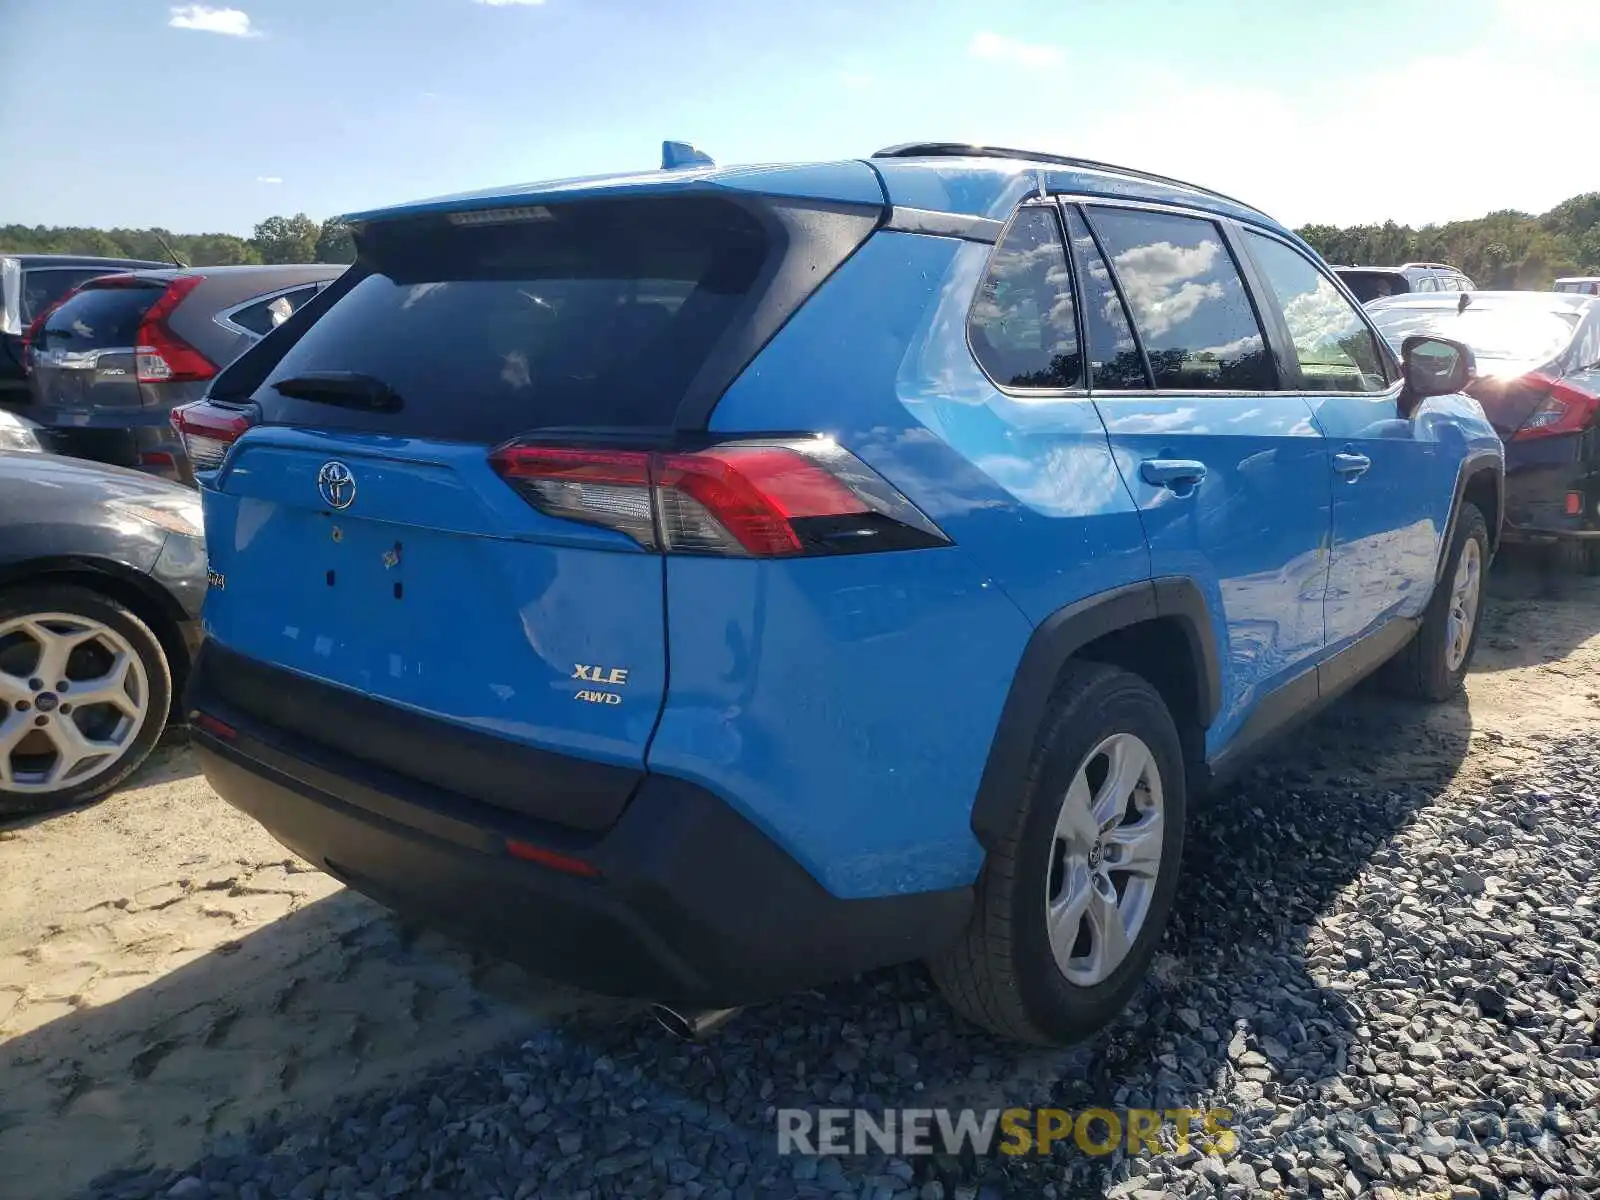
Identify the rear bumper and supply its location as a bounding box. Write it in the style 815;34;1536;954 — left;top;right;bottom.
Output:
188;646;970;1007
1502;435;1598;541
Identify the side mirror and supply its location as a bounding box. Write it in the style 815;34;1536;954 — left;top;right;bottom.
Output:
1399;334;1475;415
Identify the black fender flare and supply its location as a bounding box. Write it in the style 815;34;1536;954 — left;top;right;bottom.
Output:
969;576;1221;850
1436;451;1504;584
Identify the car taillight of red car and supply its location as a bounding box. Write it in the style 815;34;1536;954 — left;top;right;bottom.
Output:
1512;373;1600;441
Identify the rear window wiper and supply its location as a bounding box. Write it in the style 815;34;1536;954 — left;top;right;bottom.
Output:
271;371;402;412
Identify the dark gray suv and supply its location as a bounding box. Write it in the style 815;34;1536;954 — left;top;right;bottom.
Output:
1;253;171;407
28;263;345;481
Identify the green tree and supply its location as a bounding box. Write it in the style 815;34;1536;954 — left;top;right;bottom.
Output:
250;213;320;264
314;218;356;264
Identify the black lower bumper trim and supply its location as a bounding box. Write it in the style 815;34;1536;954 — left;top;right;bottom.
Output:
190;675;971;1007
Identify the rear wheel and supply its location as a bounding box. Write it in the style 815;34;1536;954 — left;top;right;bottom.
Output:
0;586;172;817
930;661;1186;1045
1386;503;1488;701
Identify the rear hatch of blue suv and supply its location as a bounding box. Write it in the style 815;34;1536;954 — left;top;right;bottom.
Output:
181;165;979;1009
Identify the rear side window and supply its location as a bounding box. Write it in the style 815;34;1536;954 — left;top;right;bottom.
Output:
968;207;1082;389
40;282;162;349
1087;207;1274;391
1245;232;1389;392
22;268;115;323
228;285;321;337
254;197;770;442
1063;208;1148;389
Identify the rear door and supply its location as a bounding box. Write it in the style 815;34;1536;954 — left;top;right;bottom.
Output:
197;194;868;789
1071;202;1331;751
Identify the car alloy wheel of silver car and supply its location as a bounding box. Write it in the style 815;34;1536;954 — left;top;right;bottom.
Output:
1045;731;1165;987
0;612;153;792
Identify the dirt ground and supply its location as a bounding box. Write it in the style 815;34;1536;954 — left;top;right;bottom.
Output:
2;548;1597;1200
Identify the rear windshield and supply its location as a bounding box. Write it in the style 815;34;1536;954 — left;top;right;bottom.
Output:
253;197;771;442
1337;270;1409;303
1369;304;1579;375
39;282;163;350
23;268;124;323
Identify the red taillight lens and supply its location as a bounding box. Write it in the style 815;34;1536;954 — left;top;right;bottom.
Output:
488;438;949;558
132;275;216;384
171;399;256;471
1513;375;1600;440
1566;492;1584;516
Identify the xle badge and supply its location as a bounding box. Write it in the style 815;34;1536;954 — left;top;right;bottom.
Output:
573;664;628;705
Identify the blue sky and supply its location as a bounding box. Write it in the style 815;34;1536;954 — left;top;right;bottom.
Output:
2;0;1593;235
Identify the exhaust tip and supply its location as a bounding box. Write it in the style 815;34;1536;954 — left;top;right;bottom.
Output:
649;1003;742;1041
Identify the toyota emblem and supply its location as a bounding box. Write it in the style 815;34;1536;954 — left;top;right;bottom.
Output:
317;460;356;510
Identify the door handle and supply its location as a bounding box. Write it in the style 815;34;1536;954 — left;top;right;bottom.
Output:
1139;459;1208;489
1333;451;1372;479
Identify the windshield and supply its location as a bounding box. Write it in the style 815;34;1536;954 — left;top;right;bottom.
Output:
1369;304;1579;376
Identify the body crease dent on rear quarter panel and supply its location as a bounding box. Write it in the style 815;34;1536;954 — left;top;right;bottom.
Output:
649;228;1151;899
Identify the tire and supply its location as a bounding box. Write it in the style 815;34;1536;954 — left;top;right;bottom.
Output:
1552;539;1600;576
0;585;172;817
1386;502;1489;702
929;660;1186;1046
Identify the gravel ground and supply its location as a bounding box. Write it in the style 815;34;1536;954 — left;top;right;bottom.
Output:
5;553;1598;1200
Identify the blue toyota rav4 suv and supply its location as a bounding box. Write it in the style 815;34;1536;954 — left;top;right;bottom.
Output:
178;143;1503;1045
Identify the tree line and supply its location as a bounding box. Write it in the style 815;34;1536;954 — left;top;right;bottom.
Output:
0;214;354;267
5;191;1600;288
1296;193;1600;289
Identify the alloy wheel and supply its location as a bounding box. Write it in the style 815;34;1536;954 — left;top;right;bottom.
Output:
1044;731;1165;986
0;612;152;793
1445;536;1482;673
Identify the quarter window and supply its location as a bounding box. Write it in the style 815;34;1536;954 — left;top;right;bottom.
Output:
1244;232;1389;392
228;285;322;337
968;207;1083;389
1087;207;1274;391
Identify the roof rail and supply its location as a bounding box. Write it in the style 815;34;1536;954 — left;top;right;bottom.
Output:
1400;262;1458;272
870;142;1267;217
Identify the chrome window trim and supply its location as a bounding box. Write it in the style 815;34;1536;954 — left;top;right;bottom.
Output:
884;207;1004;244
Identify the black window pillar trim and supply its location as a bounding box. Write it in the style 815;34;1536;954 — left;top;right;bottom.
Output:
969;576;1221;851
1072;203;1157;390
1218;218;1303;392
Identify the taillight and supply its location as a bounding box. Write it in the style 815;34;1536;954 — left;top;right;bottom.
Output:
488;437;950;557
131;275;215;384
170;399;256;471
1513;375;1600;440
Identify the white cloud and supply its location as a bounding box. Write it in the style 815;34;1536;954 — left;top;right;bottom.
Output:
968;31;1063;68
989;32;1600;227
168;5;258;36
256;176;283;184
